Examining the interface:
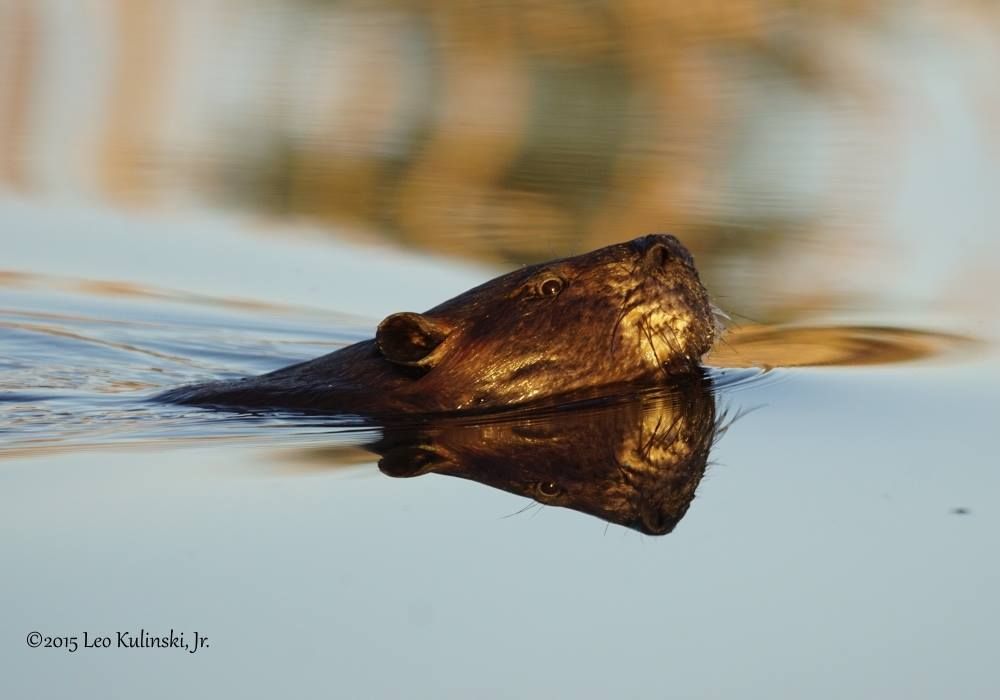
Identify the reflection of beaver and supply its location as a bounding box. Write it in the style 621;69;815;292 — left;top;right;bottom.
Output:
302;373;719;534
158;234;716;416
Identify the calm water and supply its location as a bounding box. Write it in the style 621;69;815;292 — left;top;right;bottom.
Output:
2;2;999;698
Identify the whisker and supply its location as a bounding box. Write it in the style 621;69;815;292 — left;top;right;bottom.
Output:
610;261;633;278
711;304;732;322
611;298;645;353
640;320;666;376
709;303;761;325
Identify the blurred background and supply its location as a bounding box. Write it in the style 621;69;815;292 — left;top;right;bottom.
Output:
2;0;998;327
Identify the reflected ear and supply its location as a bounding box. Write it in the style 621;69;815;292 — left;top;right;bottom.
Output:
376;312;453;367
378;446;451;477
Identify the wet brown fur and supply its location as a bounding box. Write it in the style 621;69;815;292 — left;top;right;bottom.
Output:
157;234;715;416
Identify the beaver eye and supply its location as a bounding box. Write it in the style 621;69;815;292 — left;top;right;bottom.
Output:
538;277;563;297
536;481;561;498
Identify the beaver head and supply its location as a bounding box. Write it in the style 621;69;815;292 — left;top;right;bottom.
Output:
375;234;716;411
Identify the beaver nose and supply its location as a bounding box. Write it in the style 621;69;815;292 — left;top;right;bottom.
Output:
632;234;677;269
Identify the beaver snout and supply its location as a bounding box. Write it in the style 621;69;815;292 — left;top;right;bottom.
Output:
630;233;691;271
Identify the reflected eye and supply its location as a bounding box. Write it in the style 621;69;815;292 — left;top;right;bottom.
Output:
539;277;563;297
537;481;561;498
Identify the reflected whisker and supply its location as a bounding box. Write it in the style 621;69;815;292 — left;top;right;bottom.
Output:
500;501;540;519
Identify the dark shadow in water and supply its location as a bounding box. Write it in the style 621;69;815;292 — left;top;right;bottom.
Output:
295;371;725;536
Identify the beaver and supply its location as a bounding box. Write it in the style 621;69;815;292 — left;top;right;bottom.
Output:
158;234;716;416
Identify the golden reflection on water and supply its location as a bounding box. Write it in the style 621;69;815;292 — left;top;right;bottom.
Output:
705;324;979;369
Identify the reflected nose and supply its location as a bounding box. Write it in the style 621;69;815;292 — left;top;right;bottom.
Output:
637;503;676;535
631;233;679;269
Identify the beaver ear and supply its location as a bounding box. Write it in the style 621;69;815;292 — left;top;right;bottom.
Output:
375;312;453;366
